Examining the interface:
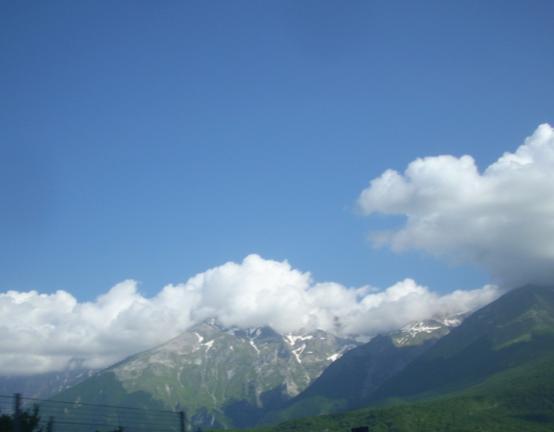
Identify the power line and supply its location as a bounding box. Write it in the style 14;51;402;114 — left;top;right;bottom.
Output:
0;393;187;432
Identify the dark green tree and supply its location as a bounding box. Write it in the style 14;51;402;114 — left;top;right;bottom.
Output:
0;405;43;432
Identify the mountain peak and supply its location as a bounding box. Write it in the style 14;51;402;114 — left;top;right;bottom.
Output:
55;319;358;429
390;314;464;347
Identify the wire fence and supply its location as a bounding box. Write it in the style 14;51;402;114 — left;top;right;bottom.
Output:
0;393;186;432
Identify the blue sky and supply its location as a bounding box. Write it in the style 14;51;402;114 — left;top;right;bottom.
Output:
2;0;553;300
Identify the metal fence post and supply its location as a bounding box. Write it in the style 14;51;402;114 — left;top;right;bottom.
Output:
47;416;55;432
13;393;22;432
179;410;186;432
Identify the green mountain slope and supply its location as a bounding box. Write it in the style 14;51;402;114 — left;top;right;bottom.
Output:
51;285;554;431
51;320;356;429
370;284;554;402
264;318;458;422
236;354;554;432
238;284;554;431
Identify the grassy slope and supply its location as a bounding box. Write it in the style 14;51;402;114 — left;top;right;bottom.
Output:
225;285;554;432
225;354;554;432
261;336;433;424
368;285;554;403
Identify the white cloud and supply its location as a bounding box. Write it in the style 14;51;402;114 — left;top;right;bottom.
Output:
358;123;554;287
0;255;499;375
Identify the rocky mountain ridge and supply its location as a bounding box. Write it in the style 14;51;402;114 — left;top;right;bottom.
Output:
52;319;357;428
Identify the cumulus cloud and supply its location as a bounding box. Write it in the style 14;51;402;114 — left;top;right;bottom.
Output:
358;123;554;287
0;254;499;375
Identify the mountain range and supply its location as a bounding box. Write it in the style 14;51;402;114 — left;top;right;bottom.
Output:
263;316;462;423
4;284;554;431
0;360;95;400
50;319;356;428
241;284;554;432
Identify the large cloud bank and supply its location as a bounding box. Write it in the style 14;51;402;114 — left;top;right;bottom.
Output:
0;254;498;375
358;123;554;287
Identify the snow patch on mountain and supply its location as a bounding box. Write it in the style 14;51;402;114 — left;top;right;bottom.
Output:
326;353;341;362
284;334;314;346
249;340;260;354
391;315;465;347
401;321;443;336
291;344;306;364
440;316;463;327
204;340;215;353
